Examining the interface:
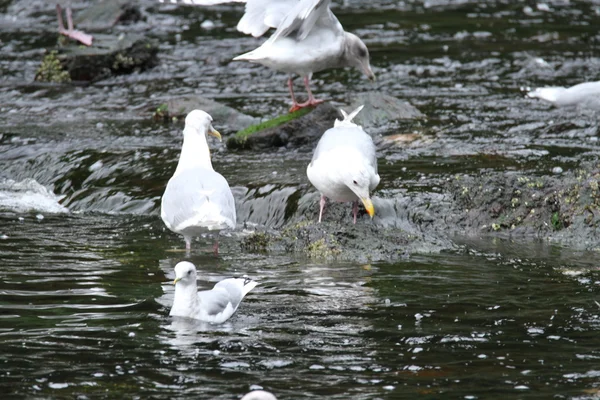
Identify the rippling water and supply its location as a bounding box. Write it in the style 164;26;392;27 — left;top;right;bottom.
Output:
1;214;599;398
1;0;600;398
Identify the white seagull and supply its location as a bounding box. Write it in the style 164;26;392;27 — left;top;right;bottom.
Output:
525;80;600;108
161;110;236;253
160;0;375;112
306;105;380;224
170;261;257;323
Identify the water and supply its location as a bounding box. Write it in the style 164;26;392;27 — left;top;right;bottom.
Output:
1;0;600;398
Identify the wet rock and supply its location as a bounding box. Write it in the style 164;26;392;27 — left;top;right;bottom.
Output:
227;93;424;151
227;103;340;150
445;163;600;250
154;96;260;132
75;0;143;30
347;92;425;130
36;34;158;82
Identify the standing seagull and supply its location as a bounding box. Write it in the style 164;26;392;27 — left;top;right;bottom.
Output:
160;0;375;112
307;105;379;224
170;261;257;323
161;110;236;253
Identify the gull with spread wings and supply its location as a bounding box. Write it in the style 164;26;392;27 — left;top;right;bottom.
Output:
160;0;375;111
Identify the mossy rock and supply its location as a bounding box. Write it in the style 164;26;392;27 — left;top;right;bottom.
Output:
227;103;340;150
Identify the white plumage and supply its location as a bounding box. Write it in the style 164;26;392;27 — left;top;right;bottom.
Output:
307;105;380;224
526;80;600;107
170;261;257;323
161;110;236;252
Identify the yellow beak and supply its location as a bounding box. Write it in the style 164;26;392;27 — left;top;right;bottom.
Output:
173;277;181;285
208;125;222;141
361;197;375;218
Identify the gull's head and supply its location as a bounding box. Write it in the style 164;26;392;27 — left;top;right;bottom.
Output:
184;109;222;141
344;32;375;82
173;261;197;285
344;167;375;218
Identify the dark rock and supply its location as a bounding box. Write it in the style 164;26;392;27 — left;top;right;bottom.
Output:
155;96;260;132
40;34;158;82
75;0;144;30
444;163;600;250
348;91;425;130
227;103;340;150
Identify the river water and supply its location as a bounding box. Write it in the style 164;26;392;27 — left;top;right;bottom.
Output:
1;0;600;398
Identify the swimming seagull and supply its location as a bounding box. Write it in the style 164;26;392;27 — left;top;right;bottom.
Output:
306;105;380;224
161;110;236;253
170;261;257;323
525;80;600;108
160;0;375;112
241;390;278;400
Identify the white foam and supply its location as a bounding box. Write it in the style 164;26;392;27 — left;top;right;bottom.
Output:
0;178;69;214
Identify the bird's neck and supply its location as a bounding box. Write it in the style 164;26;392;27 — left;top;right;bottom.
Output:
174;129;213;176
170;282;199;317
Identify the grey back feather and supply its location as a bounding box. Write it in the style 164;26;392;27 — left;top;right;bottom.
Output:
162;167;236;230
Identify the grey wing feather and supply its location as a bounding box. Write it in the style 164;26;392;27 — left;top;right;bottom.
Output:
237;0;298;37
161;167;236;230
270;0;337;41
197;289;234;316
312;127;376;167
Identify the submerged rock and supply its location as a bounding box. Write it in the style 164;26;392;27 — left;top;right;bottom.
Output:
74;0;144;30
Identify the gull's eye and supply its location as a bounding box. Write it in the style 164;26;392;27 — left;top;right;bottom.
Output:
187;270;192;275
353;180;358;185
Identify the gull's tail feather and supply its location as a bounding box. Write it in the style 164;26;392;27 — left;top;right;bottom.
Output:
334;105;364;128
232;48;265;62
242;279;258;298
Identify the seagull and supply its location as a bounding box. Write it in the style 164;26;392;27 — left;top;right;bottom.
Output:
525;80;600;108
306;105;379;224
161;110;236;253
56;4;93;46
170;261;257;323
160;0;375;112
241;390;278;400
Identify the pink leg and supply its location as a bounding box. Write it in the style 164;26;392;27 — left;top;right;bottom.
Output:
184;236;191;252
56;5;93;46
288;77;304;112
318;195;326;223
302;75;325;107
352;201;358;224
289;75;325;112
213;239;219;256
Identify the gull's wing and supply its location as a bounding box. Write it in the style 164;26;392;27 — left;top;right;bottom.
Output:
237;0;299;37
311;127;376;169
161;167;236;232
269;0;340;42
197;278;256;318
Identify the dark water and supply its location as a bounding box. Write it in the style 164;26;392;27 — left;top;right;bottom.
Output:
1;0;600;398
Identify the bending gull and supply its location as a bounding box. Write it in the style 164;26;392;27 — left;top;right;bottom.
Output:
161;0;375;112
170;261;257;323
161;110;236;253
525;80;600;108
306;105;380;224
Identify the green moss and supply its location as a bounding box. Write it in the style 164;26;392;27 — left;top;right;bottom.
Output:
306;237;341;258
241;232;270;252
234;107;314;140
35;51;71;83
551;212;562;230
